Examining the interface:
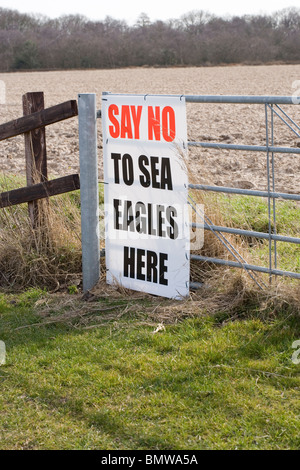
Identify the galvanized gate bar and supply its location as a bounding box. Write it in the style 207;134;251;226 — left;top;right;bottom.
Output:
192;223;300;245
191;255;300;280
188;142;300;154
267;103;300;138
275;104;300;133
188;184;300;202
185;95;300;105
98;94;300;105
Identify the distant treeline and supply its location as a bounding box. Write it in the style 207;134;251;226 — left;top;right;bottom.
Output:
0;7;300;71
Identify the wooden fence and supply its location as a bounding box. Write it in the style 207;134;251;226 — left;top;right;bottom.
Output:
0;91;80;226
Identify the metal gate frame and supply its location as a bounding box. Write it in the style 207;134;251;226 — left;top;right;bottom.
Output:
185;95;300;284
78;94;300;292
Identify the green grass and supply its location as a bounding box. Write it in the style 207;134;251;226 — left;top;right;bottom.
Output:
214;194;300;274
0;290;299;450
220;194;300;236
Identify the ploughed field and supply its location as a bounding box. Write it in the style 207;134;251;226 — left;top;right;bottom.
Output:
0;64;300;194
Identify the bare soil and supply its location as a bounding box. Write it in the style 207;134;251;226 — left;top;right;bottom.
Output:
0;65;300;193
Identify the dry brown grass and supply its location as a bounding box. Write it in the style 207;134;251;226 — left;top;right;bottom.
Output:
0;184;82;290
0;162;299;324
20;269;299;332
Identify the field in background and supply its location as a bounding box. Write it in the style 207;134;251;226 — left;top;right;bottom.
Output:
1;64;300;194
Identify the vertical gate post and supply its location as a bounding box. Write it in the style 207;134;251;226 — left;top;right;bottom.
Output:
78;93;100;292
23;91;48;228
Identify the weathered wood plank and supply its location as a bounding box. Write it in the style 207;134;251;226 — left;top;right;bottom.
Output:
0;100;78;141
23;92;48;183
0;174;80;208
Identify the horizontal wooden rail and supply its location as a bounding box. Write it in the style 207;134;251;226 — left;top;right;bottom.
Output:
0;100;78;141
0;174;80;208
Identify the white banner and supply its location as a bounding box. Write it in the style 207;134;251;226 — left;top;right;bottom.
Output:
102;93;189;299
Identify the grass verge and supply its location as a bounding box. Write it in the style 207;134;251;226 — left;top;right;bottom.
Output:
0;288;299;450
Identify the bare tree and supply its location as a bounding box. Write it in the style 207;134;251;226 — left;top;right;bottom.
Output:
0;7;299;71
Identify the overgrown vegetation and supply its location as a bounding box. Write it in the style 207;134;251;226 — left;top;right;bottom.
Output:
0;7;300;71
0;174;82;291
1;172;300;303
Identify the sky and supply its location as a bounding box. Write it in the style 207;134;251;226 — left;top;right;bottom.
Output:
0;0;298;24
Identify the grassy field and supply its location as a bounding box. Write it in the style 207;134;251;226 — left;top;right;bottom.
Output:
0;178;300;450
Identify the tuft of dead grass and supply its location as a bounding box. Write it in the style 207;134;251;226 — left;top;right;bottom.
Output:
0;182;82;290
17;271;299;333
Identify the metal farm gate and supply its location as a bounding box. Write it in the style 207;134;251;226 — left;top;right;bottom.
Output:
78;94;300;292
185;95;300;289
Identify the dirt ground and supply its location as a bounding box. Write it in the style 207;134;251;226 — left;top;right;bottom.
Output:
0;65;300;193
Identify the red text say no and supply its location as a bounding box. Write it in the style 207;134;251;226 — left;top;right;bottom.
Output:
108;105;176;142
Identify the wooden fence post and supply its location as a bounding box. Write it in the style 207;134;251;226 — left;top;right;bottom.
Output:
22;91;47;227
